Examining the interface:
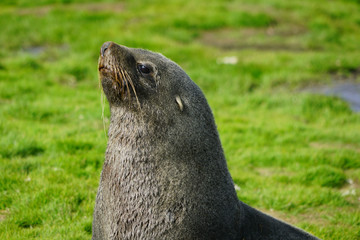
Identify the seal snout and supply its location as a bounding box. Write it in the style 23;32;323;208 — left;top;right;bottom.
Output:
99;41;115;72
100;41;113;57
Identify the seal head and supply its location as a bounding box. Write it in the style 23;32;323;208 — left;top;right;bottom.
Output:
98;41;188;112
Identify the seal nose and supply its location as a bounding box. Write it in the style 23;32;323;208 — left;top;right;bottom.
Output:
101;41;112;57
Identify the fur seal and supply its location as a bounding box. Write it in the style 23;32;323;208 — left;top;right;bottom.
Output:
92;41;320;240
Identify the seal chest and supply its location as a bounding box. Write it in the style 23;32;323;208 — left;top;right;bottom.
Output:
92;42;320;240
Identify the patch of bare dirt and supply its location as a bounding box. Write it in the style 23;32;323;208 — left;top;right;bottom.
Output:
70;2;125;13
199;26;309;52
17;6;52;16
260;208;299;225
0;209;10;222
256;167;295;177
310;142;360;153
330;66;360;81
260;208;329;226
17;2;125;16
256;168;275;177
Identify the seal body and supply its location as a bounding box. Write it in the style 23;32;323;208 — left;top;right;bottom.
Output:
92;42;320;240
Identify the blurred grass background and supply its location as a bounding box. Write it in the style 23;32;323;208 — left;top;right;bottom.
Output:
0;0;360;239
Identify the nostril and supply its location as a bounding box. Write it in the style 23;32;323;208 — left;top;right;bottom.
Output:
101;41;112;57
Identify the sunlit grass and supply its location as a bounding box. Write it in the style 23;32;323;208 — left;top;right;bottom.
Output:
0;0;360;239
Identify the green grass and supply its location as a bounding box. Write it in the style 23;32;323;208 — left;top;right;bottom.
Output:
1;0;360;239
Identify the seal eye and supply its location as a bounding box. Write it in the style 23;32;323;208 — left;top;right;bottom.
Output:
138;64;151;75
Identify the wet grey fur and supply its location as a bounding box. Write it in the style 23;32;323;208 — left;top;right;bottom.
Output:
93;42;320;240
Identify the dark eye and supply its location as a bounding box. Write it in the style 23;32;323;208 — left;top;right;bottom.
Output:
138;64;151;75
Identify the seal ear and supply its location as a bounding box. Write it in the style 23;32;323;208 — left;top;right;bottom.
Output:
175;95;184;111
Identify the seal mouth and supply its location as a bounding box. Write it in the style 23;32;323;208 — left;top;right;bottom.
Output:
98;58;130;94
98;58;111;73
98;53;140;107
98;65;110;73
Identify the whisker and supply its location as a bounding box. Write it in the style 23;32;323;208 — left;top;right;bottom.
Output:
102;57;141;110
124;70;141;109
114;66;123;96
98;58;108;139
101;91;107;138
119;67;130;100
